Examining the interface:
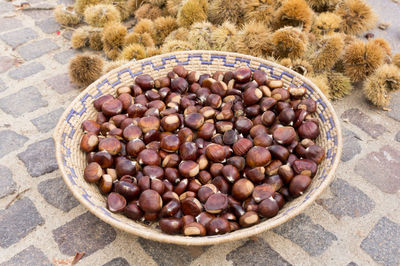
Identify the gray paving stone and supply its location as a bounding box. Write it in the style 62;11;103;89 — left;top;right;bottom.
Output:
361;217;400;266
31;107;64;133
8;62;45;80
62;30;73;40
0;165;16;199
0;245;51;266
103;257;130;266
0;86;48;117
355;145;400;194
226;238;292;266
0;1;14;13
0;197;44;248
0;56;18;73
273;213;337;256
52;212;116;256
396;131;400;142
341;128;362;162
0;28;38;48
138;238;208;266
45;73;78;94
0;79;6;93
0;18;23;33
23;10;53;19
57;0;74;5
341;108;386;138
387;91;400;122
54;50;76;64
0;130;28;159
35;17;61;34
38;177;79;212
17;138;57;177
317;178;375;219
17;38;59;61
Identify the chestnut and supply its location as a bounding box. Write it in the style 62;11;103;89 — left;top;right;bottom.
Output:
205;144;228;162
226;156;246;171
197;184;217;203
138;189;162;213
181;197;203;216
116;158;138;177
235;117;253;134
183;222;206;236
239;211;260;228
178;161;199;178
84;162;103;183
179;142;198;161
93;151;113;168
197;122;216;140
159;199;181;218
80;133;99;152
233;67;251;83
278;108;295;125
174;178;188;195
305;145;325;164
246;146;271;168
253;134;273;147
93;94;113;111
135;74;154;90
198;170;212;184
160;134;180;152
196;212;214;227
107;192;126;213
161;114;181;132
258;197;279;218
139;116;160;134
98;137;122;155
204;193;228;214
124;201;143;220
102;98;123;117
298;121;319;140
292;159;317;177
143;165;164;180
82;120;101;134
126;139;145;156
252;184;275;203
223;130;238;145
243;87;263;105
221;165;240;183
206;217;231;235
261;111;276;126
265;160;283;176
232;179;254;201
115;181;140;201
184;112;204;130
99;174;113;194
159;218;183;234
162;153;180;168
289;175;312;197
232;138;253;156
269;145;290;162
278;164;294;184
210;80;228;96
122;125;142;141
137;149;161;166
245;167;266;183
171;77;189;93
273;126;296;145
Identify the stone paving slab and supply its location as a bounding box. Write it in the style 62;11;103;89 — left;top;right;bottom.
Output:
0;0;399;265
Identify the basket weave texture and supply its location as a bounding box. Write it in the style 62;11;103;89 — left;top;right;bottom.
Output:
53;50;342;245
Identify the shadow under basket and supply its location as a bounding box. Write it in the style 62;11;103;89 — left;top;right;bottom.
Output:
53;50;342;246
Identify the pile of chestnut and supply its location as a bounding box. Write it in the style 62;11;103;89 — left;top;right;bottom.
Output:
81;65;325;236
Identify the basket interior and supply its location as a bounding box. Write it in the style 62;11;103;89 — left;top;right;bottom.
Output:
54;51;341;245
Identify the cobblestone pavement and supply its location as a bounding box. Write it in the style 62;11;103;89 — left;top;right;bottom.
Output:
0;0;399;265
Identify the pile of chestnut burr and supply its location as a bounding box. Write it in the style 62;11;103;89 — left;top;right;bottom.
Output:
81;65;325;236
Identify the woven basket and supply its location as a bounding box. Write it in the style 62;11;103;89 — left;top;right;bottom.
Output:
54;51;342;245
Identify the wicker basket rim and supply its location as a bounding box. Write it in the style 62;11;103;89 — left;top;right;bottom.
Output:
53;50;342;245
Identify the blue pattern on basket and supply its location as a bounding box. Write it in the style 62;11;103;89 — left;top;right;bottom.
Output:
60;53;338;228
